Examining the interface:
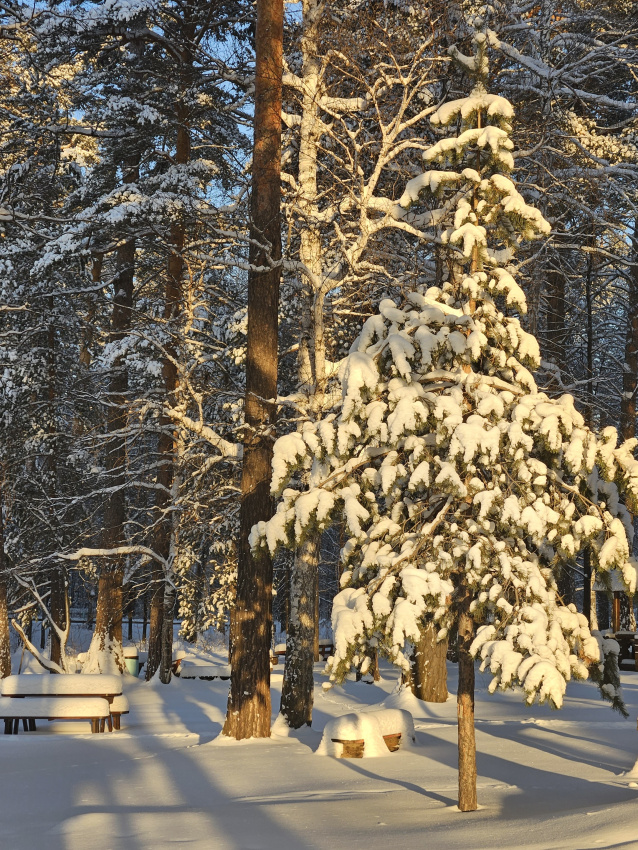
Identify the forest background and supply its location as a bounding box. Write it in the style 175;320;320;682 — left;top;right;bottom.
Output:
0;0;637;745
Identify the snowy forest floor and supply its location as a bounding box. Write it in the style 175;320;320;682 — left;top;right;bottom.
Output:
3;649;638;850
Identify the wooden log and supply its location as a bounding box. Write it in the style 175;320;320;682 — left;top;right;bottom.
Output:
331;738;365;758
383;732;402;752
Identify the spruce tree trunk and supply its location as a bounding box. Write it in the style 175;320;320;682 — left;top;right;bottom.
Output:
85;156;138;674
148;54;192;682
314;560;320;663
49;569;66;669
45;300;66;669
619;220;638;631
146;574;163;680
160;581;175;683
411;621;448;702
0;484;11;678
280;535;318;727
223;0;283;740
457;580;477;812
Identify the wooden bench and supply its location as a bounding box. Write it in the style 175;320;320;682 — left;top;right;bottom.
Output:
318;639;334;661
270;642;333;664
102;694;130;731
609;632;638;671
0;696;111;734
271;644;286;664
1;674;124;733
137;650;185;677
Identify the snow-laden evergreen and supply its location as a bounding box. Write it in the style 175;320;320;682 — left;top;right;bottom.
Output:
255;34;638;715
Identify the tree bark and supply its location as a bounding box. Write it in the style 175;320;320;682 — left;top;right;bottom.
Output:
280;535;318;727
314;561;320;663
146;567;164;680
161;580;175;682
545;255;567;384
619;220;638;631
0;483;11;678
411;621;448;702
457;580;477;812
223;0;283;740
44;299;66;669
85;156;138;673
281;0;325;727
148;37;193;683
49;569;66;669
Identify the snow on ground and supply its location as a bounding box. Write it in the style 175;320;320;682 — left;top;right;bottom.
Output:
2;648;638;850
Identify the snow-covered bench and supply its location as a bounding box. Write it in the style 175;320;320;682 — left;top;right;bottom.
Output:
318;639;334;661
272;640;333;664
316;709;416;758
0;696;111;735
178;663;231;680
137;649;186;677
101;694;129;731
1;674;124;733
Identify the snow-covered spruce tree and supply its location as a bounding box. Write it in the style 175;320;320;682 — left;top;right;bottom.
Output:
255;35;638;811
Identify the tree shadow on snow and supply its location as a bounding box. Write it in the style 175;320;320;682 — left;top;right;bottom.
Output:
409;726;638;821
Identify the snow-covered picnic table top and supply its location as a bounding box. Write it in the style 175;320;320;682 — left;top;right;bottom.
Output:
178;663;231;678
0;695;111;718
2;673;122;697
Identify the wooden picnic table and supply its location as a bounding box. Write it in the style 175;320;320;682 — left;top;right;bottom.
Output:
2;673;122;701
605;632;638;671
1;674;125;734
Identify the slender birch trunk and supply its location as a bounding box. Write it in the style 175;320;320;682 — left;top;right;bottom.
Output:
280;0;325;729
223;0;283;739
280;535;318;726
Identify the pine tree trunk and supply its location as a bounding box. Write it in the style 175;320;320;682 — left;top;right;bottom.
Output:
457;580;477;812
582;549;592;627
85;156;138;674
280;535;318;727
223;0;283;740
411;621;448;702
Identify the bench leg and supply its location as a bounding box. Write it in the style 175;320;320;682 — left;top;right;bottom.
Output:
107;714;113;732
91;719;99;734
22;718;28;732
13;718;19;735
29;719;36;731
113;714;120;731
4;719;11;735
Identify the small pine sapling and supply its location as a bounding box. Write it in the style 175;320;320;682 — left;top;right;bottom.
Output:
254;34;638;810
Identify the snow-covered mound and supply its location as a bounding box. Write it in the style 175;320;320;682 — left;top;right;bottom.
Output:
316;708;415;758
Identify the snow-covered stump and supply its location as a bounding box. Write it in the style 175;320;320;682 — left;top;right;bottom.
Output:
316;709;415;758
